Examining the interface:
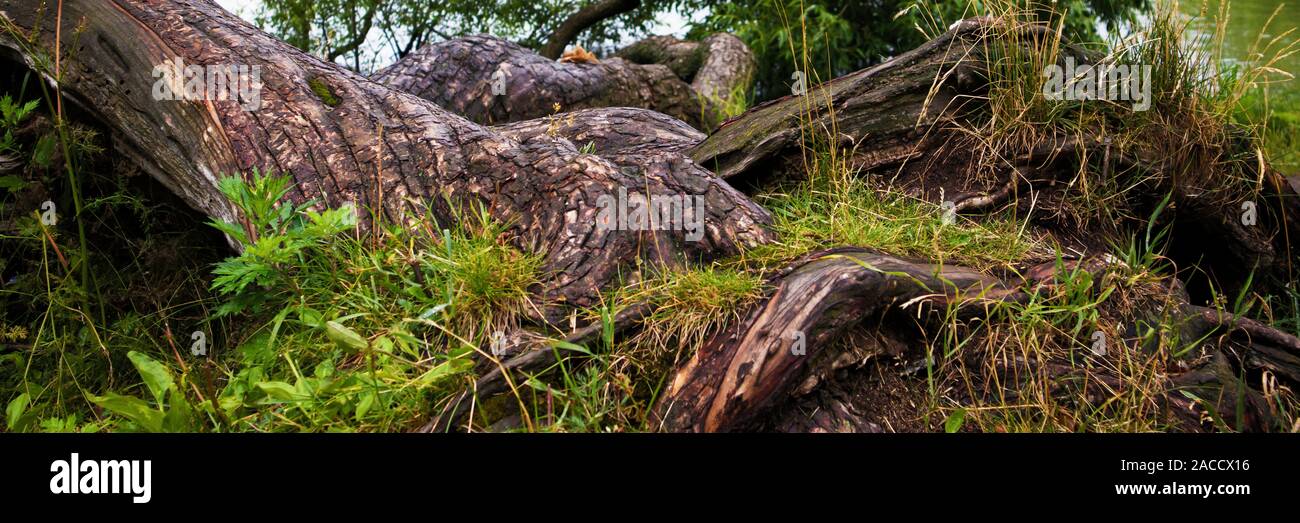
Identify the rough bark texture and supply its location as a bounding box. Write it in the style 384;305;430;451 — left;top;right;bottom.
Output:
6;3;1297;433
373;33;754;131
0;0;772;321
493;107;705;158
687;20;992;184
616;33;756;123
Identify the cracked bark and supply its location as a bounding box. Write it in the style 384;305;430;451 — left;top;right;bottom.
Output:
0;0;771;321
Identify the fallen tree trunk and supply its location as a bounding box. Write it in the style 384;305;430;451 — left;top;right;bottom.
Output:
0;0;772;320
372;33;754;131
395;18;1300;433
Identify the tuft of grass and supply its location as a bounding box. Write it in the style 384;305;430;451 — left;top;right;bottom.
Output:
745;149;1043;273
4;168;546;432
620;265;765;374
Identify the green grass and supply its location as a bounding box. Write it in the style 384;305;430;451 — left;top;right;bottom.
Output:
747;169;1041;273
4;169;547;432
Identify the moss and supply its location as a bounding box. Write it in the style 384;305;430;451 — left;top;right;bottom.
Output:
308;77;341;107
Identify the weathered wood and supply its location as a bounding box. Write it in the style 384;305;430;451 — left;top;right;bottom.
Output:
650;247;1021;432
616;33;755;126
689;17;1295;293
6;4;1297;433
687;19;993;184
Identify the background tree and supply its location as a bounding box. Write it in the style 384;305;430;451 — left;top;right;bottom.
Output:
253;0;714;71
254;0;1148;102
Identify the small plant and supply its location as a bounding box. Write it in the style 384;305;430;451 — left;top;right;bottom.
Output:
209;169;356;315
0;94;39;155
88;351;198;432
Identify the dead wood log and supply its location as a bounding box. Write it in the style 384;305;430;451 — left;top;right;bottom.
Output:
689;16;1295;292
650;247;1022;432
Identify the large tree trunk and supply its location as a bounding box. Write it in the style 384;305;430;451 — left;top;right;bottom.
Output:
0;0;771;321
409;21;1300;433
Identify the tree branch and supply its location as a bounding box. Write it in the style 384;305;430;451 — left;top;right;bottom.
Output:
539;0;641;60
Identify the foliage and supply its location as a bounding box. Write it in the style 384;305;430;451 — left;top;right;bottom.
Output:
253;0;716;71
690;0;1150;100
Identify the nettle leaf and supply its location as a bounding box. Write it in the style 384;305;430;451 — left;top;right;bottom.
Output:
90;393;164;433
127;351;174;406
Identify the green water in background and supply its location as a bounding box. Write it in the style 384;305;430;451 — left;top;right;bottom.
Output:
1168;0;1300;168
1176;0;1300;102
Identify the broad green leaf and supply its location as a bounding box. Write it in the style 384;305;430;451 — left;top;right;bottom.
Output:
256;381;305;402
90;393;164;432
355;392;376;420
5;393;30;430
127;351;173;406
0;175;26;193
944;408;967;433
325;321;368;353
162;391;194;432
413;357;471;387
297;307;324;328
